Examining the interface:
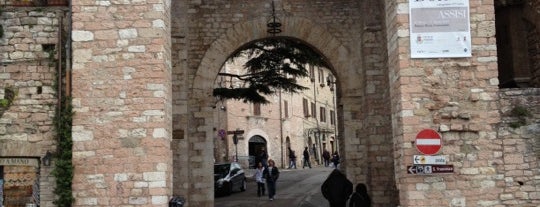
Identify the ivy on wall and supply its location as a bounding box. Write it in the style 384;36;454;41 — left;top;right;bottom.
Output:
52;96;74;206
509;106;531;128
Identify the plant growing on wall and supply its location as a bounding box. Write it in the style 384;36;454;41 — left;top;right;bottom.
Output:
509;105;531;128
52;96;74;206
0;87;17;117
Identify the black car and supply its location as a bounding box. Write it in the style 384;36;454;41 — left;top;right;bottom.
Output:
214;162;247;196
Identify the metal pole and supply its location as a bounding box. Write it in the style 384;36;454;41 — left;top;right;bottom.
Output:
279;89;284;168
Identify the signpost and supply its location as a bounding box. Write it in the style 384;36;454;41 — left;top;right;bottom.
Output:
407;165;454;175
227;129;244;162
409;129;453;175
218;129;226;140
415;129;442;155
413;155;447;165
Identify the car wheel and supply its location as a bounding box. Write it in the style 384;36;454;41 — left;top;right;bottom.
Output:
240;179;246;192
225;182;233;195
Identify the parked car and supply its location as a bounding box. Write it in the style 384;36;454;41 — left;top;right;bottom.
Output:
214;162;247;196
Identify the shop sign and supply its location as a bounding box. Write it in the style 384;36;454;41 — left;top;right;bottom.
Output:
0;158;39;167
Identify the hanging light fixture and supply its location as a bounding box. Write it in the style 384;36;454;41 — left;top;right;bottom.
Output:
267;0;282;36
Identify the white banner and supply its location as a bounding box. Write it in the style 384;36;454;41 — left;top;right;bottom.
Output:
409;0;471;58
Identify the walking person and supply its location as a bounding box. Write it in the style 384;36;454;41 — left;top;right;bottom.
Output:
331;151;340;169
288;148;297;169
323;149;331;167
263;159;280;201
259;148;269;168
303;147;312;169
348;183;372;207
321;169;353;207
253;162;266;197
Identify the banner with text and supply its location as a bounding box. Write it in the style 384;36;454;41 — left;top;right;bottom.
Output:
409;0;471;58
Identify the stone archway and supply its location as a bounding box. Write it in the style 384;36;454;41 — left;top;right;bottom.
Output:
183;16;381;206
248;135;267;169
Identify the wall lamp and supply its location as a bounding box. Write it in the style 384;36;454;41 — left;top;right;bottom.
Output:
42;150;52;166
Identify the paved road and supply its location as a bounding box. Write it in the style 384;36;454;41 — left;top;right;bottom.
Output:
215;166;333;207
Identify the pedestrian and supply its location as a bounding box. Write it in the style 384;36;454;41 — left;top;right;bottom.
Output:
259;148;269;168
303;147;311;169
348;183;371;207
321;169;353;207
323;149;331;167
253;162;266;197
263;159;280;201
288;148;297;169
331;152;340;169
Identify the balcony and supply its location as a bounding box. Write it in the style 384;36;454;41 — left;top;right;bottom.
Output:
2;0;68;7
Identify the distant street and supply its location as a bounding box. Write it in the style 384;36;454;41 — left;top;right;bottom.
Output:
215;166;333;207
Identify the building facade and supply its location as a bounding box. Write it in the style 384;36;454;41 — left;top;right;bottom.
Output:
214;57;338;169
0;0;539;206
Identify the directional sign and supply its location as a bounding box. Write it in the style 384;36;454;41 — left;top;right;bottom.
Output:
227;130;245;135
413;155;447;165
407;165;454;175
415;129;442;155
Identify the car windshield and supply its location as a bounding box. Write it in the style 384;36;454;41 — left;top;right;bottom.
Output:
214;164;230;176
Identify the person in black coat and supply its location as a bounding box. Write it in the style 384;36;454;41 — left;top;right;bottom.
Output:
321;169;353;207
303;147;311;168
348;183;371;207
262;159;280;200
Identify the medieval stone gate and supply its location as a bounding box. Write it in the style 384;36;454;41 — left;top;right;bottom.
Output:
0;0;540;207
38;0;536;207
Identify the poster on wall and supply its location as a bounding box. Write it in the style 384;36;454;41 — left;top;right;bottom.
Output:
409;0;471;58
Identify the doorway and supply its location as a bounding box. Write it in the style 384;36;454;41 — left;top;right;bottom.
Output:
248;135;267;169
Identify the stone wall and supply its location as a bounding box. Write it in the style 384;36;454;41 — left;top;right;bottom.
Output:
70;0;173;205
386;0;507;206
0;7;67;207
498;88;540;206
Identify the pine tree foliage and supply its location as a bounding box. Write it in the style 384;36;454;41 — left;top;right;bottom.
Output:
213;38;328;104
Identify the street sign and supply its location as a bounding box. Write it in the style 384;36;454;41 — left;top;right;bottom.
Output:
218;129;226;139
227;130;245;135
413;155;447;165
415;129;442;155
407;165;454;175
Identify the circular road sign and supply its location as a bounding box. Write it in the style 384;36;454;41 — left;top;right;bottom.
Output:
415;129;442;155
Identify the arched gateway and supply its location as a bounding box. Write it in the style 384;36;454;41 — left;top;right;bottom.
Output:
183;15;385;206
68;0;513;206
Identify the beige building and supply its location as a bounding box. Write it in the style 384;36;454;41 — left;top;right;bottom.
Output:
214;58;338;169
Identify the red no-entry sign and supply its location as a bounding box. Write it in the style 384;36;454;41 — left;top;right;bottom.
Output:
415;129;442;155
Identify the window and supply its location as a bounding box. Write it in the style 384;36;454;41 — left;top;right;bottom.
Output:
284;100;289;118
495;3;539;88
303;98;309;117
253;103;261;116
311;102;316;120
330;110;336;125
309;65;315;81
318;69;324;84
320;107;326;122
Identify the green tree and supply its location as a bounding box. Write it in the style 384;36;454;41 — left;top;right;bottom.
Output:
213;38;328;104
